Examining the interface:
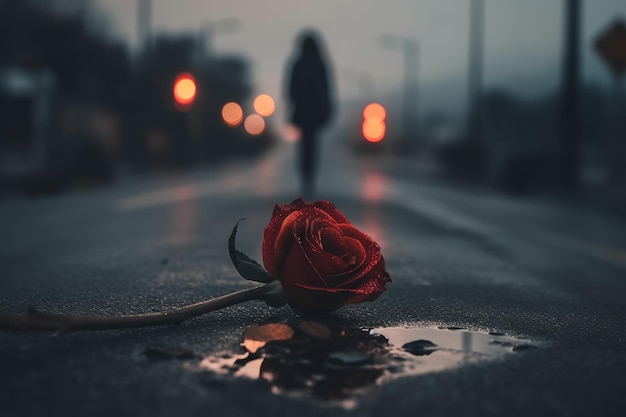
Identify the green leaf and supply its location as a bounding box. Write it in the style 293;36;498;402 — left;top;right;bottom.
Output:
259;280;286;307
229;219;273;283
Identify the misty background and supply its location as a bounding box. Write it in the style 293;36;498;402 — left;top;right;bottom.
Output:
1;0;625;196
93;0;624;115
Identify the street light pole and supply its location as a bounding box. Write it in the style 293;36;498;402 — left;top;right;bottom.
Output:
137;0;151;57
466;0;484;148
403;39;419;149
559;0;582;190
380;34;419;150
190;18;243;162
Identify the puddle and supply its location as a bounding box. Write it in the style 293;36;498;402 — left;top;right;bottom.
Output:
372;326;536;380
194;325;536;408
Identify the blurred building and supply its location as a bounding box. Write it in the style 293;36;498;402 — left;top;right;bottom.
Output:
0;1;273;196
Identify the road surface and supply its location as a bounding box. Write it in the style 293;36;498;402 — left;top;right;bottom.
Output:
1;140;625;416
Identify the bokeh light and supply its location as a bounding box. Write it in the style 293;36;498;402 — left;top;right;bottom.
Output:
244;114;265;136
173;73;196;106
363;102;386;121
363;119;386;143
281;124;301;142
222;102;244;127
253;94;275;117
362;171;387;203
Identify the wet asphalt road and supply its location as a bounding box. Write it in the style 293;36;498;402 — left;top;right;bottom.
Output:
1;142;625;417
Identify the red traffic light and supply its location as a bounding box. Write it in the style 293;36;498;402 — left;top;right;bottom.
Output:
173;72;196;109
363;119;386;143
362;102;386;143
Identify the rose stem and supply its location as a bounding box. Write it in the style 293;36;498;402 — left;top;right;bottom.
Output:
0;285;267;334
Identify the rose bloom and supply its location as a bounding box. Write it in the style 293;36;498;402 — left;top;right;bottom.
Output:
262;198;391;315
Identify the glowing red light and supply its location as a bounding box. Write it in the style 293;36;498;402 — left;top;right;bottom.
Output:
362;102;386;142
363;103;386;121
173;73;196;108
363;119;386;143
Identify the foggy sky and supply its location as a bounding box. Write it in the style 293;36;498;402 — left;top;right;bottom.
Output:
94;0;625;118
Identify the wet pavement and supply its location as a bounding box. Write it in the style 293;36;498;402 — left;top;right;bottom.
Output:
1;142;626;416
197;323;537;409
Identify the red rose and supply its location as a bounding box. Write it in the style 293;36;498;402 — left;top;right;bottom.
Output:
262;198;391;315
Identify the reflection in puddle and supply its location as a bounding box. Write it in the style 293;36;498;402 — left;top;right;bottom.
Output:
171;197;197;245
253;153;279;197
195;325;536;408
361;171;387;204
377;326;532;357
360;210;386;249
372;326;535;380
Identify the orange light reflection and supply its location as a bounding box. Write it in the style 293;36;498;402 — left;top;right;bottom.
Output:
255;153;278;197
360;171;388;248
171;186;197;245
281;124;301;142
363;102;386;121
362;211;386;251
222;102;244;127
244;114;265;136
363;119;385;143
173;73;196;106
361;171;386;203
253;94;275;117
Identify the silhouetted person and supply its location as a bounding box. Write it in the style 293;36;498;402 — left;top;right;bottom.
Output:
285;30;333;196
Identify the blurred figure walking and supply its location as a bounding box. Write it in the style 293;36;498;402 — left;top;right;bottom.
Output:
285;30;334;197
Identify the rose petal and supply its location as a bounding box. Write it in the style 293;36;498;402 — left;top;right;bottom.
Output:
271;210;306;274
263;198;311;276
278;230;328;290
312;200;351;224
322;237;368;287
337;223;378;245
319;228;348;256
322;235;370;280
295;257;391;299
307;217;362;268
302;237;352;276
340;237;366;268
263;199;348;277
331;224;383;286
302;218;360;277
299;217;351;277
286;260;391;315
311;200;351;224
262;197;392;315
305;208;337;228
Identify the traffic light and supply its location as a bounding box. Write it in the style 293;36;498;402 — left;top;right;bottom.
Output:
363;102;386;143
173;72;196;110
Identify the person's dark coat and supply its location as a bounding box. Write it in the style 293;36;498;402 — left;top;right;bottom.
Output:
287;37;332;132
